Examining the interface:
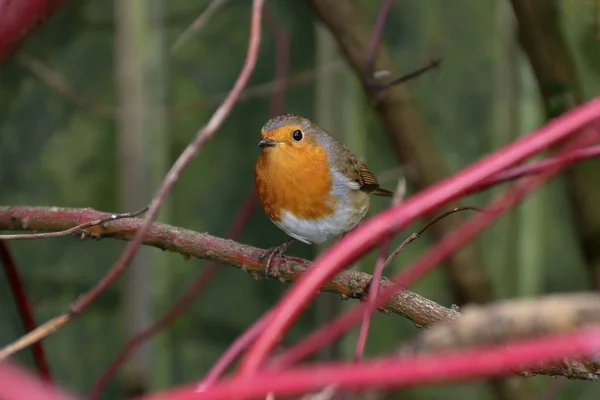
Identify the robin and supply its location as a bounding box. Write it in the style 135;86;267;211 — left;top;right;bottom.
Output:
254;114;394;277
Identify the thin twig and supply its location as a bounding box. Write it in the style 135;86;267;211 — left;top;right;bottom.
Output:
170;0;230;53
0;207;148;240
382;207;483;271
0;241;52;382
362;0;440;93
0;0;266;363
372;59;441;92
16;54;113;116
363;0;394;86
21;50;343;119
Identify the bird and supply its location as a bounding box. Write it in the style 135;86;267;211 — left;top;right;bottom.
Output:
254;114;394;277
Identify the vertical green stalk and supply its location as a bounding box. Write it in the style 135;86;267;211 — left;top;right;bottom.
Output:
145;0;171;391
517;61;546;297
489;0;520;298
115;0;169;393
313;22;344;361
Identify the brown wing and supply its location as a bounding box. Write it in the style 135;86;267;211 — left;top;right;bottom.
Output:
356;162;393;197
358;164;379;187
323;134;393;197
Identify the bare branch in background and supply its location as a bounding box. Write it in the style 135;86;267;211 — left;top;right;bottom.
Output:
16;54;113;115
170;0;230;53
362;0;440;93
20;53;344;118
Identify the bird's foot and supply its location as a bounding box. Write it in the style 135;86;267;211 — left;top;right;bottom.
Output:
262;239;294;279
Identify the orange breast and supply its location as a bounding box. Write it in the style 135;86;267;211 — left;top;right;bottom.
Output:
254;144;336;222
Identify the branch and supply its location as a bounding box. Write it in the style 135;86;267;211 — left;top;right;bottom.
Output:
400;293;600;380
0;207;148;240
170;0;230;53
0;205;459;360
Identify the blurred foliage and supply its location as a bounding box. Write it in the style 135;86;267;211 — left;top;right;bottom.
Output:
1;0;599;399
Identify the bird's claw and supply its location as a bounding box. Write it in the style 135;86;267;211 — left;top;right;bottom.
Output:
262;239;293;278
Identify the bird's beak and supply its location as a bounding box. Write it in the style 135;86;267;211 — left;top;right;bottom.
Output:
258;138;277;148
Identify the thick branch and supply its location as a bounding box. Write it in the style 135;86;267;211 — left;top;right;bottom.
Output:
401;293;600;381
0;206;458;327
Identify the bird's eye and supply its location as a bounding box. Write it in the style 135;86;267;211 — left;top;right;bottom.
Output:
292;129;303;141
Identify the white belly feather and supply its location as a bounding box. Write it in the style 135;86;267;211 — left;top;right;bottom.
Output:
272;169;370;244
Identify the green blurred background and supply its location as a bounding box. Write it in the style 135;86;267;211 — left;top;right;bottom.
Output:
1;0;600;399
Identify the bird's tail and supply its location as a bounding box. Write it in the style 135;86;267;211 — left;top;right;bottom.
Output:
372;187;394;197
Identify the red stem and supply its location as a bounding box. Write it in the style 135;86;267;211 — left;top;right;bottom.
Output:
140;327;600;400
0;241;52;382
0;0;66;63
353;237;392;361
475;144;600;192
238;98;600;375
